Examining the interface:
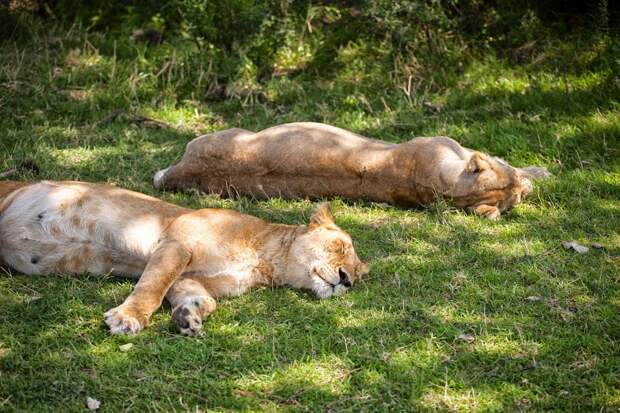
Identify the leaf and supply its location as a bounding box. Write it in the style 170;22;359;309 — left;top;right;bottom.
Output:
525;296;542;302
86;397;101;410
119;343;134;352
25;295;42;303
562;241;588;254
457;333;475;343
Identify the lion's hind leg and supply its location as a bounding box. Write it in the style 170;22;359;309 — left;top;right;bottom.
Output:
167;277;217;336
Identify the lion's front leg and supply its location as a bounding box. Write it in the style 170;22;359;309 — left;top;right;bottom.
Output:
167;277;217;336
104;240;191;335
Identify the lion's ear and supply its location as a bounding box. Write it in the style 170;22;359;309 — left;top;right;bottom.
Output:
467;152;490;173
309;203;335;229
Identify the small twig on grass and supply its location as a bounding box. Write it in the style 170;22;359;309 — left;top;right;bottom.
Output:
91;108;126;128
0;159;40;178
0;169;18;179
127;114;174;129
423;101;445;113
89;109;176;130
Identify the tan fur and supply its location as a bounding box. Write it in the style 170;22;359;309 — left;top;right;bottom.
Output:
0;180;367;335
154;122;550;219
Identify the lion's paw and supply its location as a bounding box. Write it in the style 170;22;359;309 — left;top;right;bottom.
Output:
472;205;501;220
104;305;145;335
171;303;204;336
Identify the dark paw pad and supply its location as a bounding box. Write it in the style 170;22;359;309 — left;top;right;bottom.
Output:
172;305;202;336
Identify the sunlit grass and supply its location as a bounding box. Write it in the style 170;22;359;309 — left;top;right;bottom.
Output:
0;25;618;412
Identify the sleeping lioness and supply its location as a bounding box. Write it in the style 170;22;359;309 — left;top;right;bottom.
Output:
0;180;368;335
154;122;550;219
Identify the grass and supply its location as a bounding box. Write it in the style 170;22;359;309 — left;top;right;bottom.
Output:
0;25;619;412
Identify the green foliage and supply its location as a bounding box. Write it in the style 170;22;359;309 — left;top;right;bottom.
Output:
178;0;274;50
3;0;616;95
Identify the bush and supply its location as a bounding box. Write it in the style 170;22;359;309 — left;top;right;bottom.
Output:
2;0;616;97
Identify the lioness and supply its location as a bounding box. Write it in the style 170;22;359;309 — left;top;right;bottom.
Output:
0;180;368;335
154;122;550;219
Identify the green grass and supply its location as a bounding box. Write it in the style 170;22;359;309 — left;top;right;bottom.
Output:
0;26;619;412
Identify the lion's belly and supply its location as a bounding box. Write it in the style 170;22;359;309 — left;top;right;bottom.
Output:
0;234;148;277
184;176;370;201
0;182;159;276
182;175;436;207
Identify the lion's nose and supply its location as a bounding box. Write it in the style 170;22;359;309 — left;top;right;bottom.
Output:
339;268;352;287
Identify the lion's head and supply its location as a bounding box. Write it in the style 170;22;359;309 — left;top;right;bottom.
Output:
286;204;369;298
452;152;548;219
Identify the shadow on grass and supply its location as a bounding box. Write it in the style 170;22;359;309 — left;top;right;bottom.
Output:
1;194;618;410
0;270;614;411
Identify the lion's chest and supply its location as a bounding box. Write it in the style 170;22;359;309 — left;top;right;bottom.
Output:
181;245;272;298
